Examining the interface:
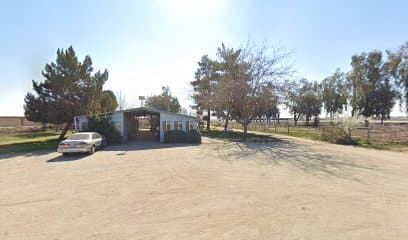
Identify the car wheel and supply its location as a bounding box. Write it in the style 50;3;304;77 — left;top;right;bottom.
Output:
90;146;95;154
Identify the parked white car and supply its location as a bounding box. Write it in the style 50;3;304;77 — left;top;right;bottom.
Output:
57;132;104;155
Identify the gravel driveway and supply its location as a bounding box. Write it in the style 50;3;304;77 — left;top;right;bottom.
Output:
1;136;407;239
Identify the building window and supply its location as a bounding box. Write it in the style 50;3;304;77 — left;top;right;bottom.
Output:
162;121;171;132
174;121;183;131
186;121;194;132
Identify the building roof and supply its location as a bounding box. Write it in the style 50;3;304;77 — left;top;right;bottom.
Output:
75;107;197;119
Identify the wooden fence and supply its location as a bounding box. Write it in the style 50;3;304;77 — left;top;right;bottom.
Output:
211;120;408;144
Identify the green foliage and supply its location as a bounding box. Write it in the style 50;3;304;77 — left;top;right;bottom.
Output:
164;130;202;144
321;69;349;119
24;46;115;139
145;86;181;113
164;130;187;143
387;41;408;112
186;129;202;144
287;79;322;124
321;126;355;145
191;55;218;113
85;115;122;144
349;51;398;121
100;90;118;112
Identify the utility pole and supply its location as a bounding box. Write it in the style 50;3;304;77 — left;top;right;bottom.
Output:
139;96;145;108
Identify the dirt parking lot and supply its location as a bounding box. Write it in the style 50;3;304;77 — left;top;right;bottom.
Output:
1;136;408;239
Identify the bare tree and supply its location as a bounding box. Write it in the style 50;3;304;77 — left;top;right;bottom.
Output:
215;40;292;138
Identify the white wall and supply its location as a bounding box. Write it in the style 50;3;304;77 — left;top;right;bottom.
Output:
75;111;197;143
159;112;198;142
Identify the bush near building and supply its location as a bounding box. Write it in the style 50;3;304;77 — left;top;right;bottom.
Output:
84;115;122;144
164;130;201;144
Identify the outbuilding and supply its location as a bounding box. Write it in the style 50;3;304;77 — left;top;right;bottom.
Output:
74;107;199;143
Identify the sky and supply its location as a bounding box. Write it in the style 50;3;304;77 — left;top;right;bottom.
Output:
0;0;407;117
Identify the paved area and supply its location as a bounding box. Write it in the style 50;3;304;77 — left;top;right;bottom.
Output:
0;136;407;239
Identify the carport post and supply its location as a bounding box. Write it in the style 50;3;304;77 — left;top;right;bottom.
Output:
367;128;370;144
287;121;290;135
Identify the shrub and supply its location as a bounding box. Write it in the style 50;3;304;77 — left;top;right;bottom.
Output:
164;129;202;144
85;115;122;144
186;129;201;144
164;130;186;143
322;123;356;145
322;126;344;143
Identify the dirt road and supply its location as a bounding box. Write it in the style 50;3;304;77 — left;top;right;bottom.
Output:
1;136;407;239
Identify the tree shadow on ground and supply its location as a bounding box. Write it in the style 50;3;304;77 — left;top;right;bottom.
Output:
205;139;378;182
46;153;90;162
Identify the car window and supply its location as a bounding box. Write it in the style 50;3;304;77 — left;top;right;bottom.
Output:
67;134;91;140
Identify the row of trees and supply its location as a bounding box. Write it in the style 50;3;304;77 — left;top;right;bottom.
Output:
24;47;118;139
310;42;408;123
191;41;408;136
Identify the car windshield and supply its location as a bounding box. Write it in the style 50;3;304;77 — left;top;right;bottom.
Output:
67;134;91;140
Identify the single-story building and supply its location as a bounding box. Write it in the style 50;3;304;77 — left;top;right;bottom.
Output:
73;107;198;143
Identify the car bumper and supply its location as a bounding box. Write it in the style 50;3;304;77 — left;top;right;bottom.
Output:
57;147;91;153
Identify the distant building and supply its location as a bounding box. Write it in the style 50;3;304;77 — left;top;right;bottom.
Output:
74;107;198;143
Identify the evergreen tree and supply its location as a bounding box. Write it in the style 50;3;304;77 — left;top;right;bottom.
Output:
24;46;112;139
349;51;398;123
145;86;181;113
321;69;349;120
191;55;218;130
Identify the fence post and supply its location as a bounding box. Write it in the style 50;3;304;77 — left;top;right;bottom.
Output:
287;122;290;135
275;122;277;133
367;128;370;144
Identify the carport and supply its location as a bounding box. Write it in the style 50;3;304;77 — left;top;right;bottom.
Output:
123;108;160;142
74;107;198;143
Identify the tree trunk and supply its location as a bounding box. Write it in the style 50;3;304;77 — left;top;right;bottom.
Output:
277;113;280;124
206;109;211;130
59;121;72;140
224;112;230;132
381;114;384;125
243;124;248;139
294;113;298;126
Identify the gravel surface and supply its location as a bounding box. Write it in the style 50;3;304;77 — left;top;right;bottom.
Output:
1;136;407;239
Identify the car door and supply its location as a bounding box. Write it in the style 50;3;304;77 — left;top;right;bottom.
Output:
97;133;103;147
92;133;102;147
